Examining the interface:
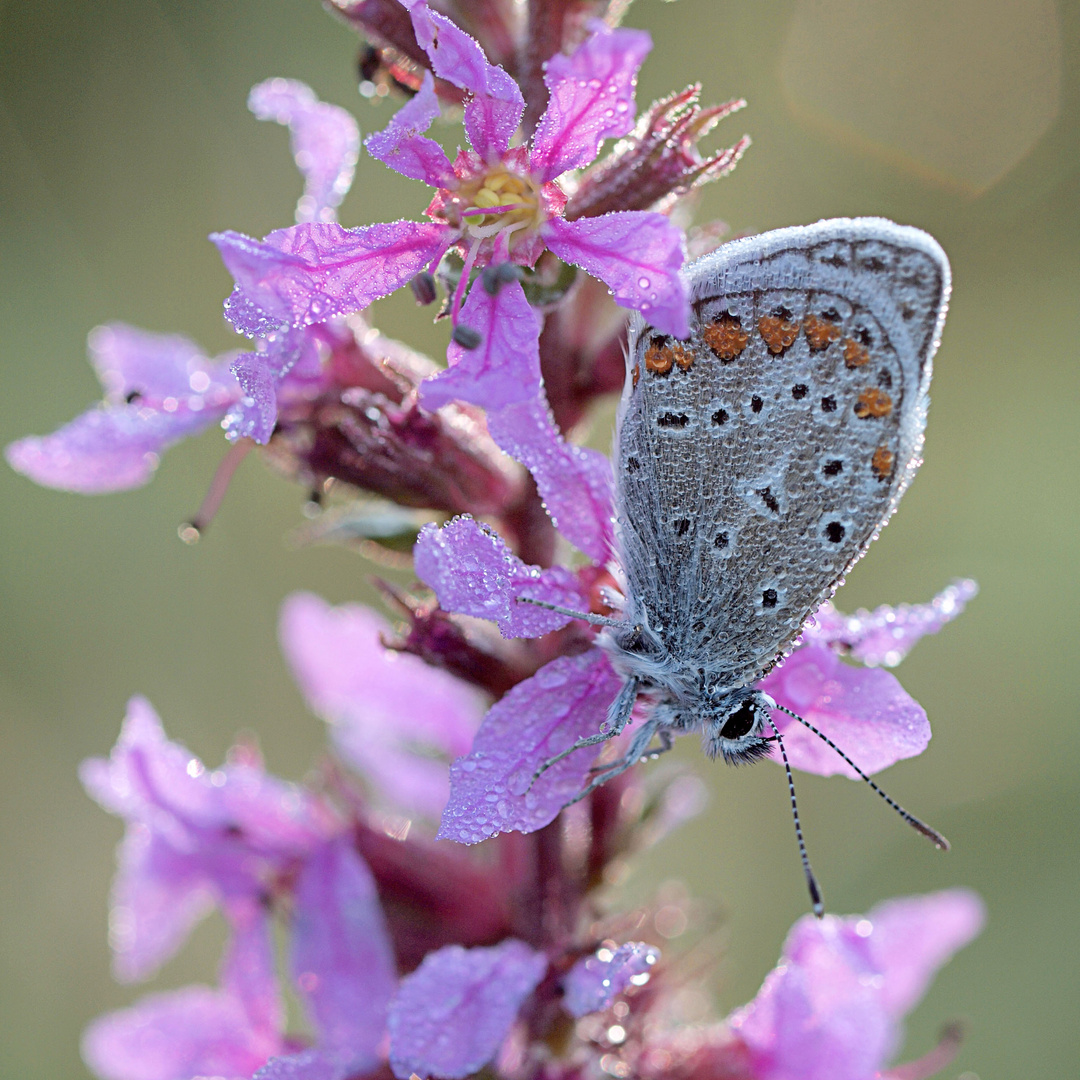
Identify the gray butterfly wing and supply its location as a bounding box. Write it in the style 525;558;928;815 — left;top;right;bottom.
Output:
615;218;950;689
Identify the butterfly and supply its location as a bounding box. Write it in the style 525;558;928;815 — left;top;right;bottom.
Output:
529;218;951;911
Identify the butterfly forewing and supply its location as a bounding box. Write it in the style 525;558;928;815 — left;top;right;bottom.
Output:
616;219;950;689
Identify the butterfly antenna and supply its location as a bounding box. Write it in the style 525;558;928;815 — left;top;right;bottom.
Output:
770;703;949;851
765;716;824;918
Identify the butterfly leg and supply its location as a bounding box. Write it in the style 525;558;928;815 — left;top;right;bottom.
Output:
527;676;640;790
515;595;628;630
563;714;665;809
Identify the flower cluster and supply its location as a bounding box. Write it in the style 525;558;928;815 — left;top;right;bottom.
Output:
7;3;982;1080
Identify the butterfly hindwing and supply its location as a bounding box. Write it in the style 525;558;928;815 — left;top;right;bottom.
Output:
615;218;950;688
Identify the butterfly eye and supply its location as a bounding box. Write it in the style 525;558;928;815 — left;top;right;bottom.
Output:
719;701;758;740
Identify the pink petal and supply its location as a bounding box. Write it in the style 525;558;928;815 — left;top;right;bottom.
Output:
365;71;455;186
437;648;622;843
542;213;688;338
5;325;239;493
279;592;484;818
759;644;930;778
291;838;396;1069
212;220;450;330
82;986;278;1080
249;79;359;224
563;942;660;1018
255;1051;356;1080
486;398;613;564
402;0;524;160
107;827;215;982
864;890;985;1018
729;890;985;1080
387;939;547;1079
730;916;893;1080
804;581;979;668
87;324;231;402
419;278;541;412
5;403;223;493
413;516;588;638
530;23;652;181
221;902;285;1042
227;352;279;444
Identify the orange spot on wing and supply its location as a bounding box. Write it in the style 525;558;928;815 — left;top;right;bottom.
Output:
871;445;895;479
759;315;800;354
804;314;842;350
703;314;749;360
644;340;673;374
854;387;893;418
842;338;871;368
672;343;696;371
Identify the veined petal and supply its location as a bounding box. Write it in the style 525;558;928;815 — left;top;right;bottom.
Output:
413;516;587;639
530;23;652;181
249;79;360;224
437;649;622;843
279;592;484;819
542;213;688;337
291;838;396;1069
402;0;524;159
486;398;613;564
365;71;455;186
419;278;541;412
760;644;930;778
804;580;979;668
387;939;547;1079
212;220;450;330
563;942;660;1018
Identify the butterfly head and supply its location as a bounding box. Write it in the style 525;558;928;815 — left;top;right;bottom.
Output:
702;687;775;766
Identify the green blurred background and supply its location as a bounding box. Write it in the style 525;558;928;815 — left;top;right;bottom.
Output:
1;0;1077;1077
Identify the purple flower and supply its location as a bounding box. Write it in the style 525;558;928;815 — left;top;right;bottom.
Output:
211;6;689;426
83;900;285;1080
80;696;331;981
387;939;548;1079
563;941;660;1018
5;324;240;493
728;889;985;1080
279;591;485;818
222;81;363;444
